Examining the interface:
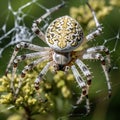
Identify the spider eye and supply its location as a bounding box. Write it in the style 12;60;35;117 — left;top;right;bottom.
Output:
45;15;84;52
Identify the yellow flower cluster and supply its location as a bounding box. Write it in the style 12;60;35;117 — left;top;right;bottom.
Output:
0;70;53;113
110;0;120;6
53;71;74;98
7;114;23;120
70;0;113;29
0;60;75;116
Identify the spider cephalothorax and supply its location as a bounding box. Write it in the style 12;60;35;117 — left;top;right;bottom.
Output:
6;1;111;114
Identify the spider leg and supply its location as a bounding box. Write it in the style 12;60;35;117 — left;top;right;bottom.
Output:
75;59;92;87
15;56;50;96
34;61;52;90
86;45;111;72
83;52;111;97
32;1;65;43
5;42;50;75
11;51;50;93
13;51;50;74
71;65;90;113
85;2;103;41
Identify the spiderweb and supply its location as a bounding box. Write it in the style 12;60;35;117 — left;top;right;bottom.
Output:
0;0;120;119
0;0;51;57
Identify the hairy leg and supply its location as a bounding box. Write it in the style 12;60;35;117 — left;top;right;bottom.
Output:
34;61;52;90
15;56;50;96
86;45;111;71
83;52;111;97
5;42;50;75
75;59;92;86
71;65;90;113
32;1;65;43
85;2;102;41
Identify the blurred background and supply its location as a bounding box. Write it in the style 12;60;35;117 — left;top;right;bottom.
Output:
0;0;120;120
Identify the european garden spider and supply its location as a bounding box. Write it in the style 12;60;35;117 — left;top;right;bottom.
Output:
6;1;111;113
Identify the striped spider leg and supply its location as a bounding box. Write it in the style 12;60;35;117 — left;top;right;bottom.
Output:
5;42;50;75
34;61;53;90
32;1;65;43
83;46;111;97
71;59;92;114
85;2;103;41
15;56;52;96
6;41;51;95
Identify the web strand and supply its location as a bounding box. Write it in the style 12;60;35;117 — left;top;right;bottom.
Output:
0;0;52;57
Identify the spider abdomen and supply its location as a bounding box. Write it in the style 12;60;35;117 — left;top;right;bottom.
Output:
45;15;84;52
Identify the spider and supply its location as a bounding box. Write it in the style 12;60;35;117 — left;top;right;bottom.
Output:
5;1;111;113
